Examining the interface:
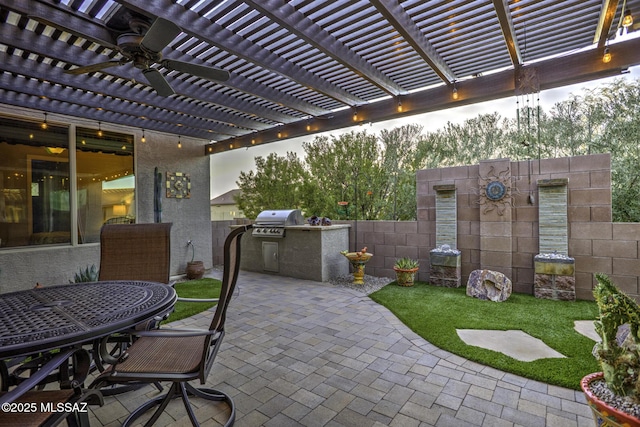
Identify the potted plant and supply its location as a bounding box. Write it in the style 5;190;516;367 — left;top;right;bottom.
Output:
580;273;640;426
186;240;204;280
393;257;419;287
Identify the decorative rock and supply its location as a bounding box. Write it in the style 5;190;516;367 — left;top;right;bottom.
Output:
466;269;512;302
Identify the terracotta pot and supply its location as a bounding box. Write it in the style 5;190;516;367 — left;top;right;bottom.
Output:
580;372;640;427
394;267;419;287
186;261;205;280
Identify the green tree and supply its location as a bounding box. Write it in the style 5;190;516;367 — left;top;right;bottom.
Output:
234;78;640;222
378;125;424;220
235;152;309;218
303;130;385;220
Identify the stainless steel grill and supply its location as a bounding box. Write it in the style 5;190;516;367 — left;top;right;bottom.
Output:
252;209;305;238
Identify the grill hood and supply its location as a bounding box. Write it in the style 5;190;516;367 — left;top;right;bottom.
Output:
255;209;305;227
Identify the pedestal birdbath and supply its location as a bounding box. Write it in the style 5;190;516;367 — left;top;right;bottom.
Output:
341;249;373;285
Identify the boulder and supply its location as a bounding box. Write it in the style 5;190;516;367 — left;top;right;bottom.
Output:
466;269;512;302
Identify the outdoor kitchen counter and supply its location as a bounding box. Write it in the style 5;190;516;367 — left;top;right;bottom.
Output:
239;224;350;282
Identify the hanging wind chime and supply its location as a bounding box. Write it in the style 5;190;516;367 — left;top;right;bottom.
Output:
514;22;541;205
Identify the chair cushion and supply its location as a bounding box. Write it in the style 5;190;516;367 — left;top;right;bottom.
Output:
114;335;206;375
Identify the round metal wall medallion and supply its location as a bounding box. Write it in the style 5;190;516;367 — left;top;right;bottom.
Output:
485;181;507;201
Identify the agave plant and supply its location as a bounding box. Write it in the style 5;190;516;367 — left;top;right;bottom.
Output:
70;264;99;283
394;257;419;270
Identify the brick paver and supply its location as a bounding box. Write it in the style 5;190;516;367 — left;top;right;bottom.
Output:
88;270;593;426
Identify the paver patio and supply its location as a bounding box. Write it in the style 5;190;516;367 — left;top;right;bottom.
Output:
88;270;594;427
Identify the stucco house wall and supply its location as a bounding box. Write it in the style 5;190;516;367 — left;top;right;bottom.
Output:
0;106;211;293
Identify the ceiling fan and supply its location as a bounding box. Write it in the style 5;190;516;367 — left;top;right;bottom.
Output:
64;17;229;97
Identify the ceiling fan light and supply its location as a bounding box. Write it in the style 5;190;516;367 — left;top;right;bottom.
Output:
622;9;633;28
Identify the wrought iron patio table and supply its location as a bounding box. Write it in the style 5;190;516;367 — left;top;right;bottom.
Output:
0;280;177;360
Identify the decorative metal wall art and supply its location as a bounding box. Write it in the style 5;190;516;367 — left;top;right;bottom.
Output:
166;171;191;199
478;166;513;215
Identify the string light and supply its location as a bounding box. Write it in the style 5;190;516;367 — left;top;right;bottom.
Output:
603;47;612;63
97;122;103;137
397;99;403;112
452;81;459;100
352;107;358;122
622;9;633;28
141;129;146;143
177;135;182;149
41;112;48;130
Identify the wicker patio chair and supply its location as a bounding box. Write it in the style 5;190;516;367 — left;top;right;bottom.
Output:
90;224;251;427
0;348;103;427
94;223;173;389
98;222;172;284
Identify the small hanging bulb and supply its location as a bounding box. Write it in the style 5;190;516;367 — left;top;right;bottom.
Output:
97;122;103;137
397;99;403;112
177;135;182;149
352;107;358;121
306;122;311;132
452;86;459;100
141;129;146;143
622;9;633;28
602;47;612;63
41;113;48;130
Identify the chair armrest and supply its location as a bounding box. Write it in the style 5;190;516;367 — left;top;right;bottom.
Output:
0;348;76;405
130;328;220;338
176;297;220;303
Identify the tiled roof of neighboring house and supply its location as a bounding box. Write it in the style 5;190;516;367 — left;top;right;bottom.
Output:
210;189;241;206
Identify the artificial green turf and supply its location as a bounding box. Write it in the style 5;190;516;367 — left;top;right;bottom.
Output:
369;281;600;390
164;278;222;323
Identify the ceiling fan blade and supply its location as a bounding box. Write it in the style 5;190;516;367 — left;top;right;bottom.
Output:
142;68;175;97
161;60;230;82
64;60;124;75
140;17;181;53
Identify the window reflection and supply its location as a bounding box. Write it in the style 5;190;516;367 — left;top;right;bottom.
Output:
76;127;134;243
0;116;134;248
